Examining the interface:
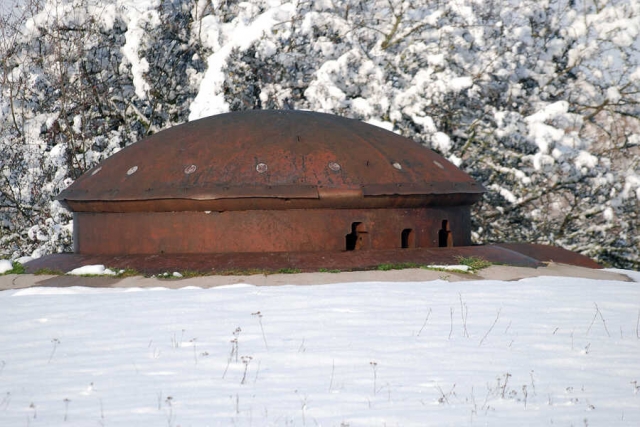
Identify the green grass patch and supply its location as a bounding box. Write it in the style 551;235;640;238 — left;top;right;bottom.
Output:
376;262;420;271
276;268;302;274
207;268;270;276
177;270;208;278
455;256;492;271
208;267;302;276
1;262;26;275
152;270;212;279
11;262;26;274
72;274;109;278
116;268;142;278
318;268;342;273
33;268;64;275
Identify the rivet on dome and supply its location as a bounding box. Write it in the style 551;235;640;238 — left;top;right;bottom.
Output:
328;162;341;172
433;160;445;169
184;164;197;174
256;163;268;173
393;162;402;170
126;166;138;176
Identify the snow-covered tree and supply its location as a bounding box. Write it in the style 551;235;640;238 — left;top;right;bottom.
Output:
1;0;639;268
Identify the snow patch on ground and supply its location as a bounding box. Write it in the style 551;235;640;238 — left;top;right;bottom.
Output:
425;264;471;272
67;264;117;276
0;259;12;274
1;276;639;425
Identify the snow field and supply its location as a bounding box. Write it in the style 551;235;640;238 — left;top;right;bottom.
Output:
1;276;639;426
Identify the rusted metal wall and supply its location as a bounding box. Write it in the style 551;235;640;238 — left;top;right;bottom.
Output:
74;207;471;255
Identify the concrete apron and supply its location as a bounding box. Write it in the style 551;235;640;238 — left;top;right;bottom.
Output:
1;263;633;292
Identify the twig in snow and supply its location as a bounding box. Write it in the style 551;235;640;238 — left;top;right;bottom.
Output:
252;311;269;350
500;373;511;398
300;395;307;425
370;361;378;395
597;303;611;336
170;329;185;349
571;328;575;350
190;338;198;364
63;398;70;422
232;328;240;362
48;338;60;364
222;328;241;379
469;387;477;422
240;356;252;384
586;303;610;337
459;294;469;337
481;386;491;410
436;383;456;404
417;308;432;336
165;396;173;426
479;308;501;347
530;370;537;396
328;359;335;392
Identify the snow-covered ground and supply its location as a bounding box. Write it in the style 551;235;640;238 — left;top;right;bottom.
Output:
1;274;639;426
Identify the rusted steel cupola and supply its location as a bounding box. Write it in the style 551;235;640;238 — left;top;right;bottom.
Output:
57;110;485;255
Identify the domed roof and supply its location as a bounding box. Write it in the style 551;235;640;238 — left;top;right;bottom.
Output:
57;110;484;212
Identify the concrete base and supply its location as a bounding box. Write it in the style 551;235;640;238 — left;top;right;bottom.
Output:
1;262;633;293
22;243;601;276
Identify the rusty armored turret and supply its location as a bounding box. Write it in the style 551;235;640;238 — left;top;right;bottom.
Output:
31;109;599;274
57;110;484;255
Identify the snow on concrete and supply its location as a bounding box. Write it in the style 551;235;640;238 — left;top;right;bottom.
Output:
426;264;471;272
0;275;639;426
0;260;12;274
67;264;117;276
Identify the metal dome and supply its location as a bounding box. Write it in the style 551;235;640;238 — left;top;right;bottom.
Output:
57;110;484;212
